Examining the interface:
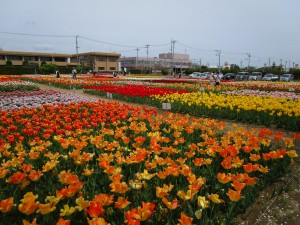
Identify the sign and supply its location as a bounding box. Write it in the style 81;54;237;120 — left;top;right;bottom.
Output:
162;103;171;110
199;87;205;92
106;92;113;99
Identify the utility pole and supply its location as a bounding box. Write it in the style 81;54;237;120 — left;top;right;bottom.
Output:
145;44;149;72
136;48;139;69
247;53;251;69
199;58;202;67
215;50;221;71
171;40;176;74
285;61;287;72
76;35;79;67
269;57;271;67
240;60;243;68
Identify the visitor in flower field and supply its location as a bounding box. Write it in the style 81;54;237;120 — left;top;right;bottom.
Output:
210;72;215;85
56;70;60;78
72;68;77;79
215;72;221;86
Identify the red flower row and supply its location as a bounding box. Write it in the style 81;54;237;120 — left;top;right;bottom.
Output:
84;84;192;97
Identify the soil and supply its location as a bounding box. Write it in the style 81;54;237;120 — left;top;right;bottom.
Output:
36;82;300;225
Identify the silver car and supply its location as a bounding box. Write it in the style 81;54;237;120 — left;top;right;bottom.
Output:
262;74;279;81
236;72;249;81
249;72;262;80
280;74;293;82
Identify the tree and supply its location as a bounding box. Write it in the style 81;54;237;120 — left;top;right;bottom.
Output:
39;63;57;75
23;60;29;66
6;60;12;66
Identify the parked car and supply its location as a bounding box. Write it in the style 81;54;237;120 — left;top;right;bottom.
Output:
188;72;202;78
280;74;294;82
262;74;279;81
235;72;249;81
222;73;236;80
249;72;262;81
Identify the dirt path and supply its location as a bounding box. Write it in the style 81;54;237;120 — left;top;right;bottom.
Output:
36;83;300;225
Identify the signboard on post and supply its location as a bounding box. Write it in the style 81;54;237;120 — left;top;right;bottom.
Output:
106;92;113;99
162;103;171;110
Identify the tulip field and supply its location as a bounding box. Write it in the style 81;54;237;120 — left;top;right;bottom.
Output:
0;75;299;225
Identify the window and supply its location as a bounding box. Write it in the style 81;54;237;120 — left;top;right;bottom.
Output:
54;57;66;62
109;67;116;70
96;56;106;61
40;57;52;62
0;55;5;60
7;55;22;61
24;56;38;61
98;67;105;70
108;57;117;62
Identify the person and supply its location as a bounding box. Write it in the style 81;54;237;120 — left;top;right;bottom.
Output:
55;70;60;78
72;68;77;79
215;72;221;86
210;72;215;85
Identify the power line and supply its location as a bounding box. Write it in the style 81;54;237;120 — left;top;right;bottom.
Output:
0;31;74;38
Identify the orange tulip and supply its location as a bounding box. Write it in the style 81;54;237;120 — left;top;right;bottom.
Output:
87;217;110;225
22;218;37;225
28;170;42;181
37;202;56;215
227;189;242;202
231;180;246;191
93;193;114;206
0;197;15;213
162;197;179;210
18;192;39;215
243;163;259;173
7;171;27;184
114;197;131;209
87;202;105;218
217;173;231;184
178;212;193;225
56;218;71;225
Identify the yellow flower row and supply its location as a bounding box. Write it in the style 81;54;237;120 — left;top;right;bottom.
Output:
152;92;300;117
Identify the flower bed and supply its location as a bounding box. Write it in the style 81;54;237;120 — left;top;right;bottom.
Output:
0;90;98;111
84;84;192;105
0;101;298;224
0;80;39;92
222;89;300;100
151;92;300;131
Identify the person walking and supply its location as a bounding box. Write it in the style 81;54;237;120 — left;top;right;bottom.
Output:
72;68;77;79
55;70;60;78
215;72;221;86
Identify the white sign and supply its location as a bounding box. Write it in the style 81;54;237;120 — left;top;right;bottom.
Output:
107;92;113;99
289;88;295;92
162;103;171;110
199;87;205;92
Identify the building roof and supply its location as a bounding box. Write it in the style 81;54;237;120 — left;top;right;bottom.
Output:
0;50;121;58
73;52;121;57
0;50;71;57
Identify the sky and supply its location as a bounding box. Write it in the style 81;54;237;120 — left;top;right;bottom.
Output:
0;0;300;68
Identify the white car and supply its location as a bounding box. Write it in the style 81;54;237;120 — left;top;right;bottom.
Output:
280;74;293;82
262;74;279;81
249;72;262;80
188;72;203;78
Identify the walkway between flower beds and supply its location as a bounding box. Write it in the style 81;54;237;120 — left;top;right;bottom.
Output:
29;83;300;225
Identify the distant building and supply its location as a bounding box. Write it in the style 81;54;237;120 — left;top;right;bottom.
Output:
119;53;192;72
0;50;121;72
70;52;121;72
